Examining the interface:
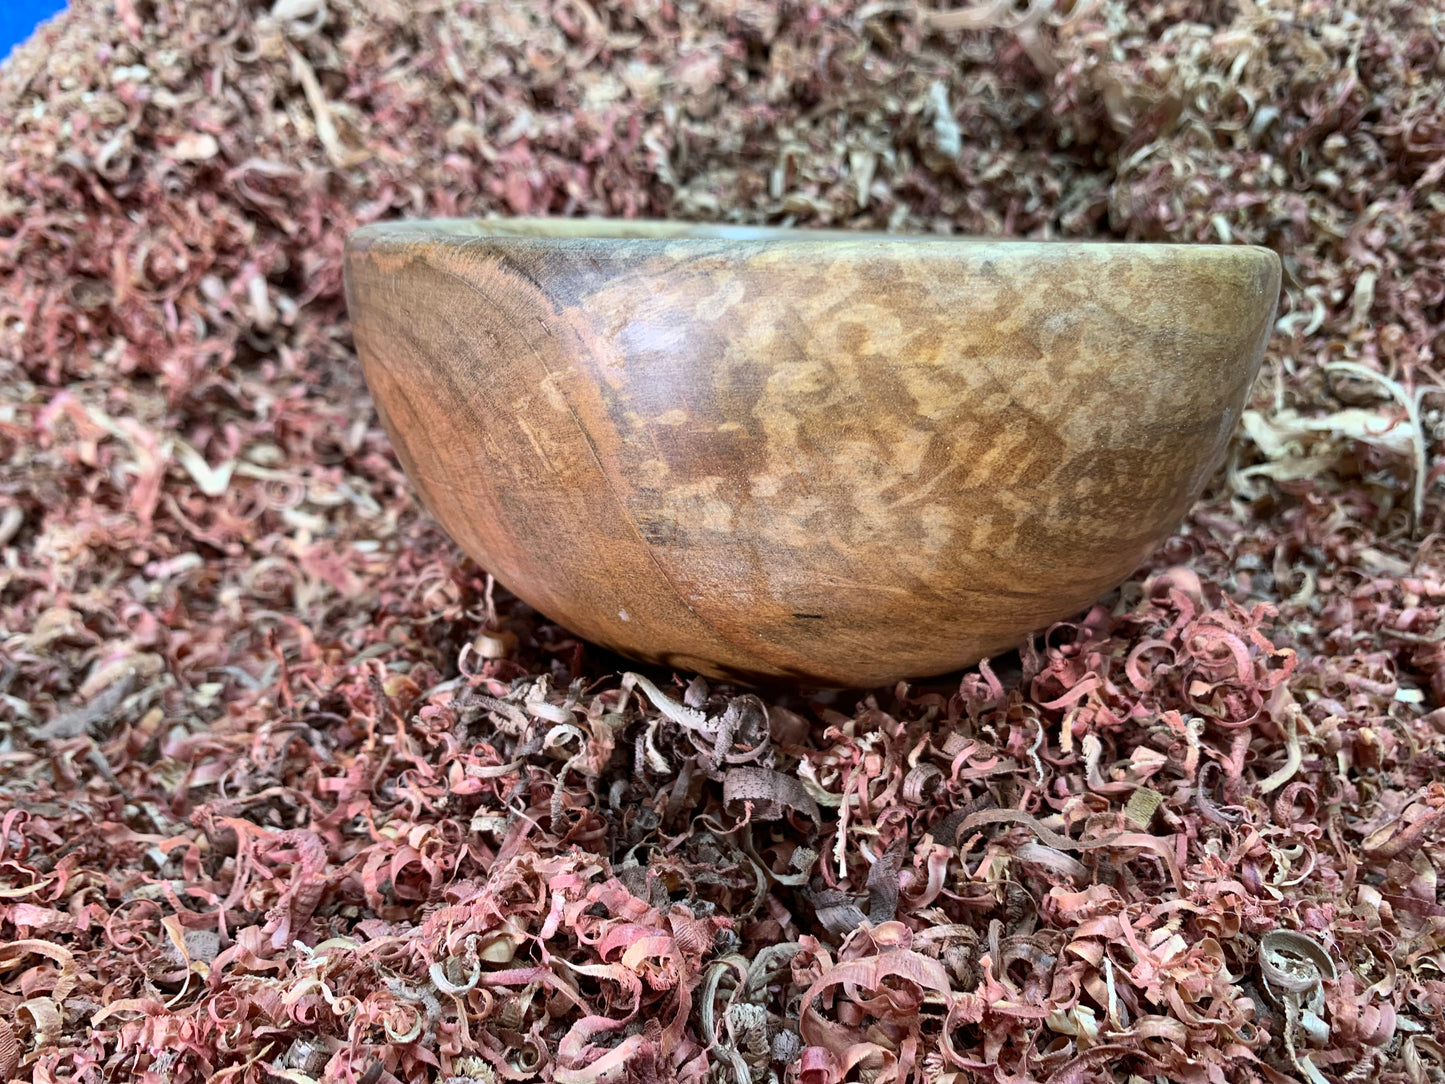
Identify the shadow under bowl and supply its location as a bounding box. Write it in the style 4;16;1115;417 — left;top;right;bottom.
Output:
343;218;1280;688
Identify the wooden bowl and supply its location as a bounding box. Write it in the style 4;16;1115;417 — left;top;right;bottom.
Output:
344;219;1280;688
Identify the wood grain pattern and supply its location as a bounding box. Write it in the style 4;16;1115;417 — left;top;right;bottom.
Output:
344;219;1280;687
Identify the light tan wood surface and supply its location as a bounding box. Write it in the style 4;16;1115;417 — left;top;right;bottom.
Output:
344;219;1280;687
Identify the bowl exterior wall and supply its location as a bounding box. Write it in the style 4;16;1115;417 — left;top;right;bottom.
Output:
345;228;1279;686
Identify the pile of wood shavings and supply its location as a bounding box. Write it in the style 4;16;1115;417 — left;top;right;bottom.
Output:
0;1;1442;1082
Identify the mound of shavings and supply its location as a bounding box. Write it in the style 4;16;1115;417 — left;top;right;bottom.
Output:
0;0;1442;1082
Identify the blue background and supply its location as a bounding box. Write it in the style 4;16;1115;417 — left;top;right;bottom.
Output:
1;0;67;63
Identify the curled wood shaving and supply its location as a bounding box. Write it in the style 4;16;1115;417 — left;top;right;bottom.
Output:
807;886;868;938
622;672;710;732
0;940;78;1002
429;955;481;995
1325;362;1431;531
1258;708;1303;794
0;1021;18;1080
1015;842;1089;881
1259;931;1338;1084
1259;930;1337;1004
902;762;943;803
1361;803;1444;860
864;839;905;923
954;807;1121;853
723;767;821;823
16;998;63;1049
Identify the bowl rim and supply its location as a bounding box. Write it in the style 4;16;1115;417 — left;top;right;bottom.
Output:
347;216;1281;262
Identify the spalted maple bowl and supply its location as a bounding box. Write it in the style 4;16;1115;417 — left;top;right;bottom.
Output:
344;219;1280;688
